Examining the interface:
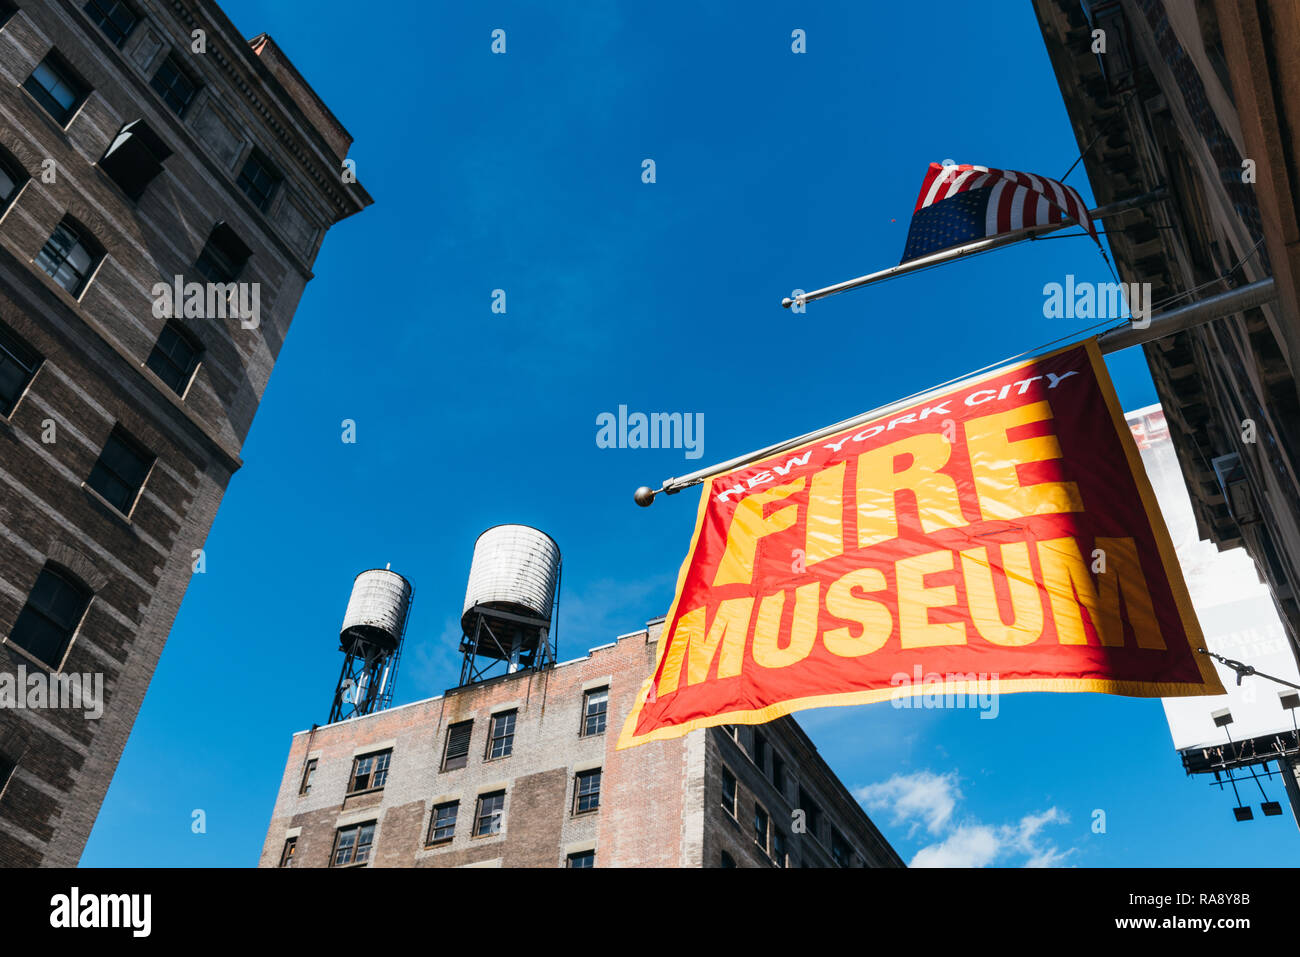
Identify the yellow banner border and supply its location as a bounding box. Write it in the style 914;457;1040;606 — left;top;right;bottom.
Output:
616;339;1223;750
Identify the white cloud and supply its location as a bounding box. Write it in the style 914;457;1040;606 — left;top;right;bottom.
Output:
856;769;1076;868
855;770;961;836
910;825;1001;868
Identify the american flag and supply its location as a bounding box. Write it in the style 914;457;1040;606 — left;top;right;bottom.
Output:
900;163;1099;263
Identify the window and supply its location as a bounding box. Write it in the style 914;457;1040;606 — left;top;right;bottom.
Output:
442;720;472;771
474;791;505;836
772;828;788;868
146;321;201;396
798;788;822;839
194;222;250;284
24;54;89;126
0;754;14;795
86;426;153;515
99;119;171;200
0;322;40;417
427;801;458;845
573;768;601;814
330;821;375;867
0;1;16;27
566;849;595;868
720;851;736;868
237;148;281;212
347;749;391;793
278;837;296;867
0;147;27;213
753;804;769;853
721;767;737;818
8;564;92;666
830;828;852;868
150;53;199;116
83;0;137;47
751;731;768;773
486;709;516;759
721;724;738;740
772;753;786;795
581;686;608;736
298;758;316;796
36;219;102;296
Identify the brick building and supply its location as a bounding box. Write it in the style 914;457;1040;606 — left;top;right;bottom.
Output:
0;0;370;866
259;617;904;869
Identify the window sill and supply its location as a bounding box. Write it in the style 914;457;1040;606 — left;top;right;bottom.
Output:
344;785;385;799
572;807;600;817
424;839;453;849
1;636;59;673
80;482;138;529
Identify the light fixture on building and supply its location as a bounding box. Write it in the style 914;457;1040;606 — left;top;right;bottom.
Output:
1212;454;1260;526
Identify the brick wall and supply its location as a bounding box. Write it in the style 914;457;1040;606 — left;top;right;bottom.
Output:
0;0;368;866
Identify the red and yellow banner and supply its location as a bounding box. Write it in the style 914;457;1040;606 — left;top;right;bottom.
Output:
617;340;1223;749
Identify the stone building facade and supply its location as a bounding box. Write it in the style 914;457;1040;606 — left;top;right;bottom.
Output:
1032;0;1300;661
0;0;370;866
1032;0;1300;802
259;618;904;869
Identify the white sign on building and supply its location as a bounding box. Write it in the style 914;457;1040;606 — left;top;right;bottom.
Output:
1125;404;1300;751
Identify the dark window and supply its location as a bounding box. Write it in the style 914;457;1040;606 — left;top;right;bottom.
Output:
486;709;516;759
36;219;102;296
24;54;89;125
86;426;153;515
581;686;608;736
0;2;16;28
298;758;316;796
574;768;601;814
721;724;738;740
830;828;852;868
146;321;200;396
149;53;199;116
772;753;786;795
753;804;769;853
720;851;737;868
8;564;91;666
0;322;41;417
772;828;788;868
798;788;822;839
278;837;296;867
0;753;15;794
99;119;171;201
237;148;281;212
194;222;250;284
83;0;137;47
442;720;472;771
752;731;768;773
331;822;375;867
0;148;27;213
427;801;458;845
347;749;391;793
474;791;504;836
721;767;736;817
566;849;595;868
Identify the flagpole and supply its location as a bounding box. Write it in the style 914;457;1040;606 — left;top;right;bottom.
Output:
780;189;1168;309
635;275;1275;507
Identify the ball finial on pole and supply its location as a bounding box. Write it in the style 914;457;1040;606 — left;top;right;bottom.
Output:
634;486;656;507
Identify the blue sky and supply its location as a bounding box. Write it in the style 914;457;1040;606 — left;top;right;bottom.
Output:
81;0;1299;866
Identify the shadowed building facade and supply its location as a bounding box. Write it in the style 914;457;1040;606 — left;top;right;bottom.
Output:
0;0;370;866
1032;0;1300;798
